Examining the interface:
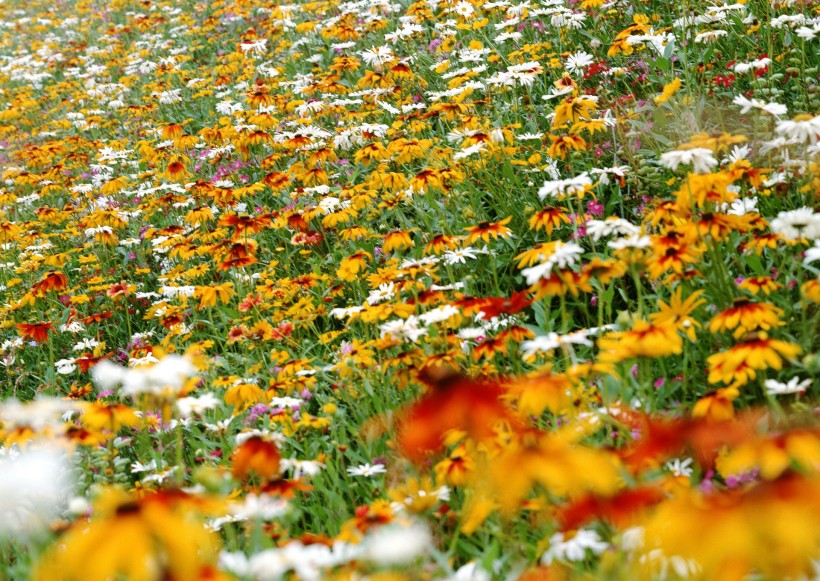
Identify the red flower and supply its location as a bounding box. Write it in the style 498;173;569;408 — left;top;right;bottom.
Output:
16;321;55;343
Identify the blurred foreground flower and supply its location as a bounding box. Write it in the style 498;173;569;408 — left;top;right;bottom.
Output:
0;446;73;537
34;488;221;581
363;520;432;565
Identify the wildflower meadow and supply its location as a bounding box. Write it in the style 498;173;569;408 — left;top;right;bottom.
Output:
0;0;819;578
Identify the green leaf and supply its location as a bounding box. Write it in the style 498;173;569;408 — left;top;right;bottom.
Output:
654;57;670;73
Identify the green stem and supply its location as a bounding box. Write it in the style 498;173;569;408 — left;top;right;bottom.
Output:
175;420;186;486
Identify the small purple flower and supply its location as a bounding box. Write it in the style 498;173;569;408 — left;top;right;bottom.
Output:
245;403;271;425
699;470;716;494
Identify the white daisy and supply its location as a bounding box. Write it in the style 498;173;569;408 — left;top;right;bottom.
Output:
775;115;820;145
770;207;820;240
659;147;718;174
347;463;387;477
732;95;787;117
764;377;812;396
537;173;592;199
564;50;594;74
541;528;609;564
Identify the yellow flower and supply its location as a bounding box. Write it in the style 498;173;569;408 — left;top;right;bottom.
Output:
504;370;573;415
718;429;820;481
638;475;820;581
706;333;802;387
650;287;706;341
552;96;598;129
434;443;475;487
337;250;372;282
223;382;266;410
692;387;739;422
547;133;587;159
597;320;683;363
194;282;236;309
654;77;682;104
738;276;782;296
463;216;513;244
382;229;416;253
388;476;448;513
81;402;140;432
491;431;621;513
708;299;784;339
675;171;736;209
34;488;220;581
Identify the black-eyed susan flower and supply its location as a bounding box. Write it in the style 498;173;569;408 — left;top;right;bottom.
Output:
708;299;784;339
738;276;782;296
706;333;802;388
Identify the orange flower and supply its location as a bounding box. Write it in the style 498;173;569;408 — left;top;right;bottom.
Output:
161;123;185;140
692;387;739;422
32;271;68;295
618;412;759;470
107;282;133;300
246;80;276;107
397;368;517;463
16;321;55;343
231;436;282;482
424;233;460;255
218;212;273;238
471;336;508;361
547;134;587;160
456;290;532;319
639;474;820;581
216;241;258;271
646;243;701;280
528;206;569;235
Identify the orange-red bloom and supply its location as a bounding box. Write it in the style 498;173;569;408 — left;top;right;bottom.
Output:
231;436;282;481
16;321;55;343
397;369;517;463
32;271;68;295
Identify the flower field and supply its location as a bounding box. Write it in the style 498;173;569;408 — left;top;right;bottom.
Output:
0;0;818;578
